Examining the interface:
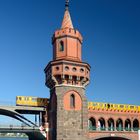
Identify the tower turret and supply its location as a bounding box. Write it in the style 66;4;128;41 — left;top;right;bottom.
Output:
45;1;90;89
52;6;82;62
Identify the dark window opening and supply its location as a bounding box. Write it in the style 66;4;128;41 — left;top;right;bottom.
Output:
116;119;123;131
70;94;75;108
133;119;139;131
98;118;106;131
125;119;131;131
108;118;114;131
59;41;64;51
89;118;96;130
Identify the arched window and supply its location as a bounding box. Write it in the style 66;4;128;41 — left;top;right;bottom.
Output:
88;117;96;130
133;119;139;131
116;119;123;131
98;118;105;131
70;94;75;108
59;41;64;51
108;118;114;131
125;119;131;131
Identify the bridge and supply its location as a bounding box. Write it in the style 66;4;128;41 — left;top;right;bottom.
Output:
1;102;140;140
0;105;47;140
0;125;46;140
0;105;46;126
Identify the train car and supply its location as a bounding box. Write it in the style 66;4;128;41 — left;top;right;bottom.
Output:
88;101;140;112
16;96;49;107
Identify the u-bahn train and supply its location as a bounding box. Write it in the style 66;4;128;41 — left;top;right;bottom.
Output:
88;102;140;112
16;96;49;107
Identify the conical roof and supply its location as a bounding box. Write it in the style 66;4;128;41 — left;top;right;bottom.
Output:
61;10;73;29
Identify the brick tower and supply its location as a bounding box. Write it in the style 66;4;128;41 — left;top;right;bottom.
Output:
44;1;90;140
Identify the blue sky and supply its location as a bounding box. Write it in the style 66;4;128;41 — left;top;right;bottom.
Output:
0;0;140;110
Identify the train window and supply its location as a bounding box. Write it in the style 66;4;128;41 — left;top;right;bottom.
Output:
19;97;22;100
114;105;118;108
130;106;134;109
126;105;128;108
107;104;110;108
32;98;37;102
120;105;124;108
93;103;97;106
99;104;103;107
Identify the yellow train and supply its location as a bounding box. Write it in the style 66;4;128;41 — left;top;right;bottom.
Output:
16;96;49;107
88;102;140;112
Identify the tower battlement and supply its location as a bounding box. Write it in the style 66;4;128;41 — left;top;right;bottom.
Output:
52;28;83;44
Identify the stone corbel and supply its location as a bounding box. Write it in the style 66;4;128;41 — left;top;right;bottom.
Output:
83;80;90;87
52;75;58;85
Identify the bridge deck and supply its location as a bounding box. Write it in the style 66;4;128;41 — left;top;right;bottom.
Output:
0;105;46;114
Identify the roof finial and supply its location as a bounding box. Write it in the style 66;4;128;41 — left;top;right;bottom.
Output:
65;0;69;11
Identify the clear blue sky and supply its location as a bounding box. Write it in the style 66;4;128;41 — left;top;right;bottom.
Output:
0;0;140;106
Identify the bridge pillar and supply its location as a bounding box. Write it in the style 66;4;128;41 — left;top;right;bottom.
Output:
39;112;43;126
35;114;37;125
138;130;140;140
114;120;116;131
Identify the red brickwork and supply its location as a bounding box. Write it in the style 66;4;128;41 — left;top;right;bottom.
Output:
88;108;140;140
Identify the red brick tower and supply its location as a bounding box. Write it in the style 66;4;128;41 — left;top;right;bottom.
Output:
44;1;90;140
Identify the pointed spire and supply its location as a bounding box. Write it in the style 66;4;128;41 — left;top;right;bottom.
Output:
61;0;74;29
65;0;69;11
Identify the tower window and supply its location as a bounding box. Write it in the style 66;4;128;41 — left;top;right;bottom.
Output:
70;94;75;108
59;41;64;51
72;67;77;72
65;66;69;71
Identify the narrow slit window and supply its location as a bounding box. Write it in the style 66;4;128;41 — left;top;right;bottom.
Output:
70;94;75;108
59;41;64;51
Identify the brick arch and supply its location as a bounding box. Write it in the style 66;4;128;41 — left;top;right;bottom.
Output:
88;117;96;130
116;118;123;131
63;90;82;111
133;118;139;131
107;118;115;131
97;117;106;130
91;135;134;140
125;118;131;131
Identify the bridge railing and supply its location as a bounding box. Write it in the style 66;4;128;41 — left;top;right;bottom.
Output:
89;126;139;132
0;124;39;130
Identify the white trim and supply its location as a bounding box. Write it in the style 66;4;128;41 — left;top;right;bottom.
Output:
55;84;85;89
138;130;140;140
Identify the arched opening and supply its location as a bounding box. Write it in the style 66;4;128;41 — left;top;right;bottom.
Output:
59;41;64;51
72;76;77;85
116;118;123;131
95;137;131;140
108;118;114;131
133;119;139;131
125;119;131;131
98;118;105;131
88;117;96;130
70;94;75;108
65;75;69;84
